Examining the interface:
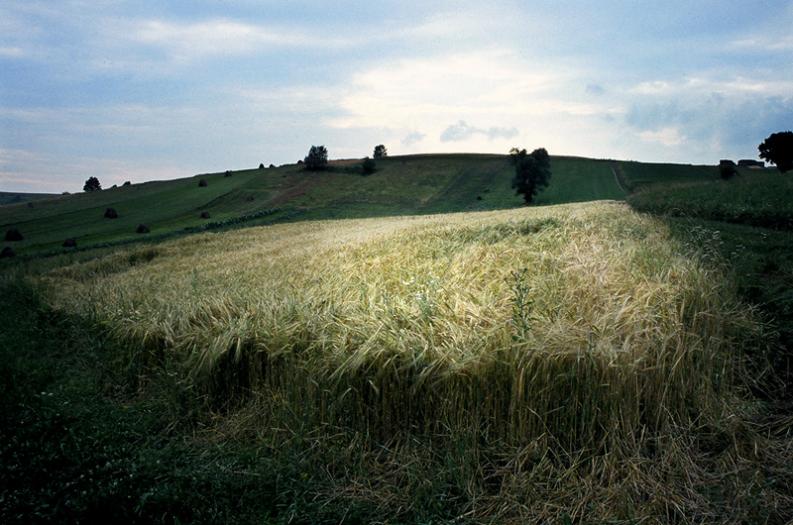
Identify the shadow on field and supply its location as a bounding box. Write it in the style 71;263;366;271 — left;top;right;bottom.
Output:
659;215;793;401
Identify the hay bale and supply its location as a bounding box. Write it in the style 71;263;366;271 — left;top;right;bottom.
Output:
63;238;77;248
136;224;150;234
200;211;210;219
104;208;118;219
0;246;15;258
5;228;23;241
198;179;208;187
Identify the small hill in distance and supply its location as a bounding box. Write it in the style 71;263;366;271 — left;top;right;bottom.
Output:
0;153;781;256
0;191;57;206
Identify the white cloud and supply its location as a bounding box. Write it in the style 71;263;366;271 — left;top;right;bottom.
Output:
440;120;518;142
630;75;793;98
125;18;356;61
730;35;793;52
0;46;26;58
401;131;425;146
638;127;684;147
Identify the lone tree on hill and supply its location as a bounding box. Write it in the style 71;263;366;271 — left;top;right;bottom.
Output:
719;159;738;180
510;147;551;204
304;145;328;171
759;131;793;173
83;176;101;192
373;144;388;159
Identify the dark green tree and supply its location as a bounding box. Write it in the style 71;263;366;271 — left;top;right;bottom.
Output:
758;131;793;173
83;176;101;192
373;144;388;159
510;147;551;204
719;159;737;180
304;145;329;171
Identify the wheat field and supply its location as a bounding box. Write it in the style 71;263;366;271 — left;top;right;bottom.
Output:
37;201;759;453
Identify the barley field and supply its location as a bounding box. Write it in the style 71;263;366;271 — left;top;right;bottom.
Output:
40;201;757;448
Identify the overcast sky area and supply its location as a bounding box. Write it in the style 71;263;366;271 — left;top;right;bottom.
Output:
1;0;792;192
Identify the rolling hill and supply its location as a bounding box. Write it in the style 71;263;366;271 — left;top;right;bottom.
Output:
0;154;722;256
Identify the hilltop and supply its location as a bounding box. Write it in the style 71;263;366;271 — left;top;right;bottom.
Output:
0;153;725;255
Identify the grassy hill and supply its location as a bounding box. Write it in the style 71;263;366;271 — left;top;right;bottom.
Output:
0;153;724;256
0;191;57;206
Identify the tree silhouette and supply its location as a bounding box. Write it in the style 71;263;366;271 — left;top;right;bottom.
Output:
759;131;793;173
83;176;101;192
304;145;329;171
373;144;388;159
510;147;551;204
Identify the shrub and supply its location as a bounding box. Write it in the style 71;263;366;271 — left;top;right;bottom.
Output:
719;160;738;180
136;224;150;234
63;238;77;248
200;211;210;219
0;246;15;258
83;176;101;192
373;144;388;159
224;171;232;177
259;163;265;170
362;157;377;175
198;179;208;187
269;164;276;169
303;145;328;171
123;181;131;186
104;208;118;219
5;228;23;242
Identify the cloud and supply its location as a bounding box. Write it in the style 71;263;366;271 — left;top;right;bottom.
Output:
638;127;684;147
585;83;605;95
440;120;518;142
401;131;425;146
730;35;793;52
125;18;356;61
0;46;26;58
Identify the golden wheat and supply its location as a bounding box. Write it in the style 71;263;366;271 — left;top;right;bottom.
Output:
40;201;759;448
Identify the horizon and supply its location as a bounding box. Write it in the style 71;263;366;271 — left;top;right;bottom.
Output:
1;0;792;193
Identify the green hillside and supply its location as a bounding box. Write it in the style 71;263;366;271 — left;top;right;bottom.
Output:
0;191;57;206
0;154;627;255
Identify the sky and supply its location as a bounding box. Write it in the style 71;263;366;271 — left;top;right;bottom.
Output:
1;1;792;192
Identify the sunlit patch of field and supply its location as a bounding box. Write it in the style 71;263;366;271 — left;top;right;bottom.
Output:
40;201;758;450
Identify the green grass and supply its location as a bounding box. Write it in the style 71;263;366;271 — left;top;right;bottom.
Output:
615;160;718;191
627;170;793;230
0;154;627;255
